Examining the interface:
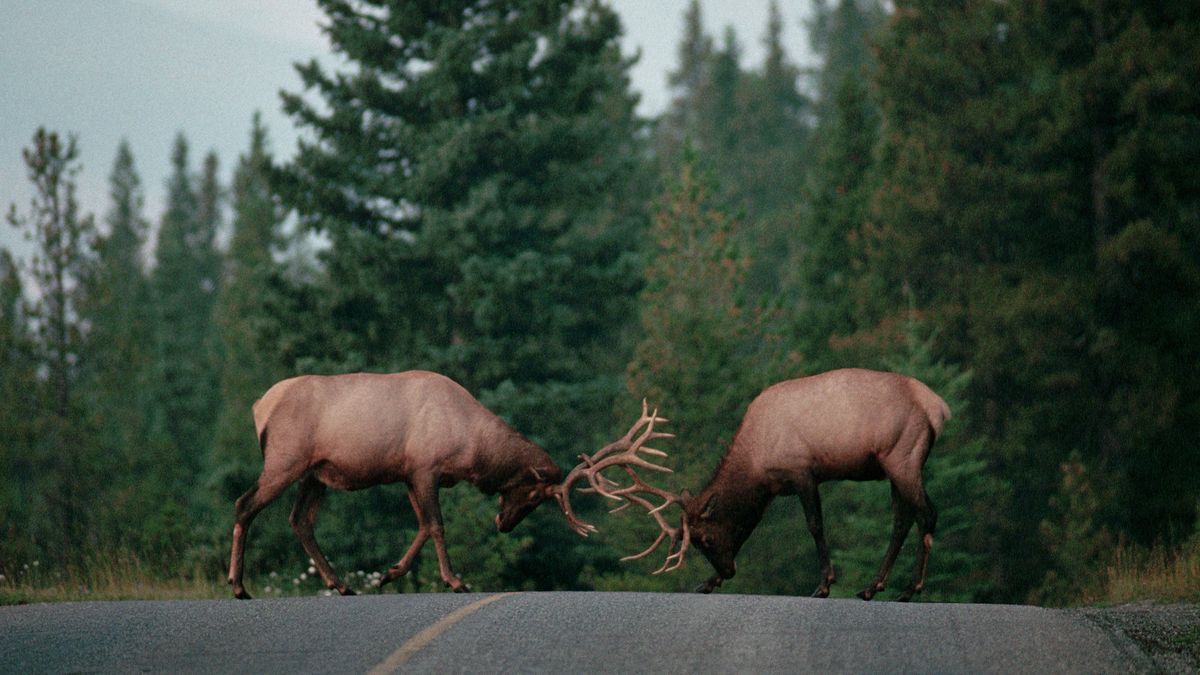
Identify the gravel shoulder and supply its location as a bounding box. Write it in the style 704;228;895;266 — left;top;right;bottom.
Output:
1071;603;1200;674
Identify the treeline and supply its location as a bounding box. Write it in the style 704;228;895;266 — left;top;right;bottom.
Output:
2;0;1198;605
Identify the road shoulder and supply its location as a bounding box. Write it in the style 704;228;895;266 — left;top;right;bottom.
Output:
1071;602;1200;674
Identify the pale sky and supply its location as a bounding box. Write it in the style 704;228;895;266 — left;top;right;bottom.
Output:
0;0;816;260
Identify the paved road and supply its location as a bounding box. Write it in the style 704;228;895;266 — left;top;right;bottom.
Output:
0;592;1150;673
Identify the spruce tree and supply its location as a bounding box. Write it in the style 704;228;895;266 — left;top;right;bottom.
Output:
603;151;783;591
77;140;156;473
861;0;1200;598
150;135;222;492
655;0;717;169
5;128;97;551
72;140;168;554
788;0;885;363
6;129;95;418
0;248;40;564
273;0;647;589
210;114;286;512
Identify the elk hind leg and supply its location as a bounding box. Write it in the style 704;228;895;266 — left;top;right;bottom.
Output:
897;488;937;602
290;474;354;596
798;484;835;598
228;476;291;599
858;483;914;601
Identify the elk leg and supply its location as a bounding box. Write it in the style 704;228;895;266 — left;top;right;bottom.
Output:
897;488;937;602
411;481;470;593
228;477;291;599
380;490;430;588
798;484;835;598
290;474;354;596
859;483;913;600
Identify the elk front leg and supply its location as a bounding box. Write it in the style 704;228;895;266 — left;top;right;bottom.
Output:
798;484;835;598
381;478;469;592
379;490;430;589
416;482;470;593
290;474;354;596
859;483;914;601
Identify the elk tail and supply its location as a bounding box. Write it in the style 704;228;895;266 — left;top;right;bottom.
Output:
925;393;952;441
911;380;952;442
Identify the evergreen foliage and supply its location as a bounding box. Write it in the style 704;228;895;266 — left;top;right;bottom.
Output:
267;0;649;589
150;135;222;488
5;130;99;552
2;1;1198;605
210;115;286;506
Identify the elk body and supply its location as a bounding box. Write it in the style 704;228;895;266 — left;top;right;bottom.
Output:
564;368;951;601
227;371;564;599
684;368;951;599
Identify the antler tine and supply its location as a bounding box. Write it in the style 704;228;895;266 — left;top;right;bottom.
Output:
615;491;690;574
556;399;690;574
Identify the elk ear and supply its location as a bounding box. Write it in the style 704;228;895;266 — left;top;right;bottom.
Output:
680;489;693;506
699;493;718;520
542;483;558;498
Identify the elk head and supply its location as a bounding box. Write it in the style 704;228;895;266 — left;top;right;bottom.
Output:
496;464;563;533
555;400;691;574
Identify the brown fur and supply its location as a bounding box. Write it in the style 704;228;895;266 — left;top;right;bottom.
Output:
227;371;562;598
685;368;948;600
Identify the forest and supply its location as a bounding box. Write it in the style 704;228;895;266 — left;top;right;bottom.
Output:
2;0;1198;606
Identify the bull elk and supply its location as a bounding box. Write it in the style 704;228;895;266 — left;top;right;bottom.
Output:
229;370;617;599
562;368;951;601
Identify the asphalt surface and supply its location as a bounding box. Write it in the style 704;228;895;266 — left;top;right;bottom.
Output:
0;592;1151;673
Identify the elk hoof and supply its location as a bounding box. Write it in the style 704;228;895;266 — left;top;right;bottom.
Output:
856;588;875;601
812;586;830;599
233;588;253;600
378;565;405;589
336;585;356;596
896;588;917;602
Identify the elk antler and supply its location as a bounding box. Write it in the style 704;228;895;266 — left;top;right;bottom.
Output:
555;399;689;574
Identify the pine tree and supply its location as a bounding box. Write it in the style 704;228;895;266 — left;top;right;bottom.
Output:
70;140;168;554
656;1;812;299
210;114;286;512
6;129;95;418
788;0;885;363
657;0;715;160
273;0;648;589
860;0;1200;598
0;248;41;564
150;134;222;492
5;128;97;550
77;140;156;473
602;151;782;591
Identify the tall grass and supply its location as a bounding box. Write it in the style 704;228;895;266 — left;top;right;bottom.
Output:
1083;536;1200;605
0;551;226;605
0;548;413;605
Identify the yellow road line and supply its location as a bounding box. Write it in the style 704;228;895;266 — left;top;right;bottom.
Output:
367;592;519;674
